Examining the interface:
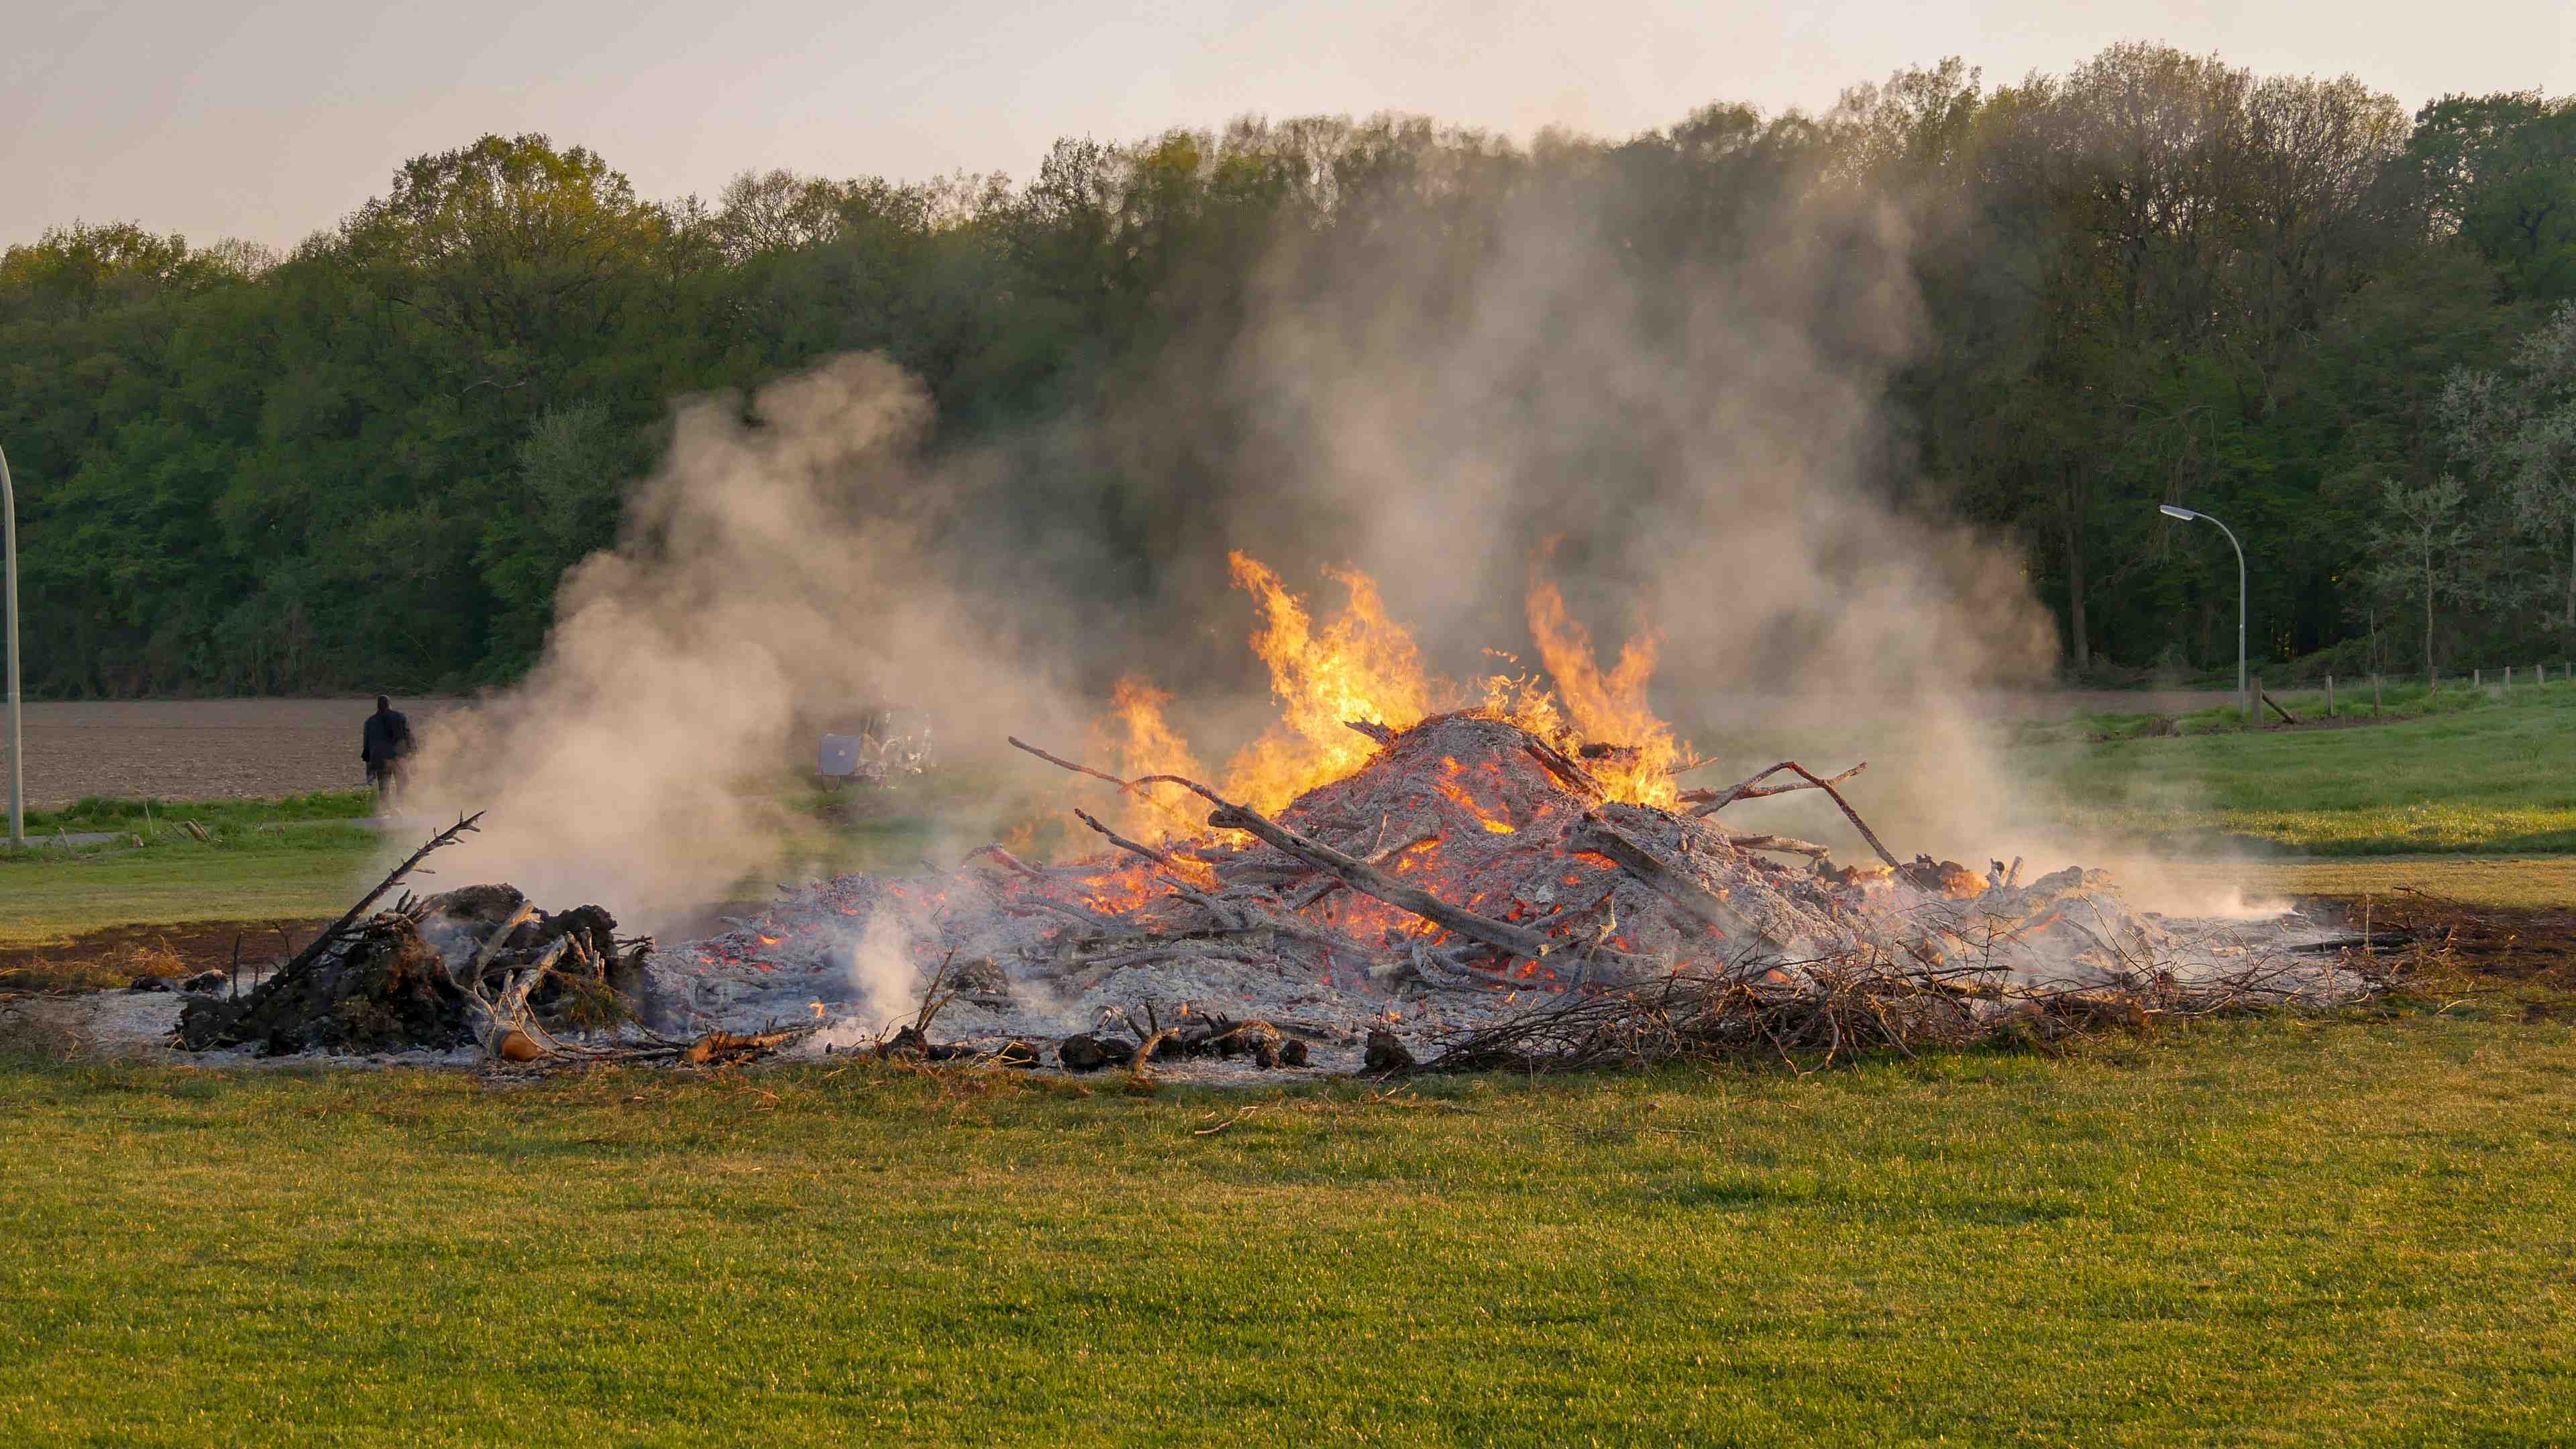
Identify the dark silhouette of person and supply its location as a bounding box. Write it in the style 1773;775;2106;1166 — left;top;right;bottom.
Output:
360;695;414;808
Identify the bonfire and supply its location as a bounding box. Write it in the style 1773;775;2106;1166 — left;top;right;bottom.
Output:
652;553;2364;1075
172;551;2359;1071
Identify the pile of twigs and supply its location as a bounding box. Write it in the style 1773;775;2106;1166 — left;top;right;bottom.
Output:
176;812;822;1071
1417;947;2357;1075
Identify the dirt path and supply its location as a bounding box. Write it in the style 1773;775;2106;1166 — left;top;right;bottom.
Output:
10;698;460;807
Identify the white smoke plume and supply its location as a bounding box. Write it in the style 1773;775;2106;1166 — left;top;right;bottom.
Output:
402;354;1087;926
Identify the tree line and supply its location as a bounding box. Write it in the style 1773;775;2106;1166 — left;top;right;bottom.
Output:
3;41;2571;697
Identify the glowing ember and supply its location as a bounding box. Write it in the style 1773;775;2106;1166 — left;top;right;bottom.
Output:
1435;756;1517;833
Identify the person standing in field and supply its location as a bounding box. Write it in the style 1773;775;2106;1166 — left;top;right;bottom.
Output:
360;696;413;808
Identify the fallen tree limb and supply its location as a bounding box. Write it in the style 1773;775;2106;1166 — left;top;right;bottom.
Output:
1072;808;1175;867
1686;762;1900;867
1686;761;1866;816
1789;763;1902;868
1725;833;1833;861
959;843;1043;878
1570;812;1768;947
1287;814;1439;910
1008;735;1134;790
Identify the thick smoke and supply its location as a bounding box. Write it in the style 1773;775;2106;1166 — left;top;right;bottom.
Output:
403;354;1090;926
1098;134;2068;865
404;119;2145;927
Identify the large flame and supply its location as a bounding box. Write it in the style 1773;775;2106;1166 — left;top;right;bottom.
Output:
1218;552;1437;814
1065;551;1684;847
1524;569;1682;808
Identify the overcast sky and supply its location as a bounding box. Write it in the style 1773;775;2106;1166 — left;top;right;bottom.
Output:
7;0;2571;251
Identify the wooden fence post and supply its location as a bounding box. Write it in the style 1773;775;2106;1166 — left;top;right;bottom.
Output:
2327;674;2336;718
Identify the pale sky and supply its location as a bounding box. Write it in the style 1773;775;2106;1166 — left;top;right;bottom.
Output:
7;0;2571;251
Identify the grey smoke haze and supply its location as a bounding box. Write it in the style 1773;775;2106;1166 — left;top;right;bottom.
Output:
9;1;2567;250
400;117;2192;925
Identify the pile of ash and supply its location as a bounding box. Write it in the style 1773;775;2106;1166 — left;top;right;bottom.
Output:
657;713;2368;1075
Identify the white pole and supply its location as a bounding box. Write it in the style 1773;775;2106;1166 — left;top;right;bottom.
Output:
1;443;21;847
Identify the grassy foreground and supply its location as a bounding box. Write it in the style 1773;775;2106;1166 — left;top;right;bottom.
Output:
5;1015;2575;1446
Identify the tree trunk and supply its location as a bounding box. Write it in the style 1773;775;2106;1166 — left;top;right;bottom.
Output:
2422;541;2436;686
2063;468;2090;671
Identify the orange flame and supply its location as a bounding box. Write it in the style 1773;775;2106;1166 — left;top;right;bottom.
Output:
1060;551;1691;843
1525;563;1682;808
1086;675;1208;841
1219;552;1436;814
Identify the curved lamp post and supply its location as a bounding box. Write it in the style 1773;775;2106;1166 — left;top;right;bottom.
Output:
2;443;19;845
2160;503;2248;725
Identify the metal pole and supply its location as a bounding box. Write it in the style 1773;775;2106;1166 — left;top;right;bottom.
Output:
2158;504;2248;726
2208;515;2247;726
2;443;20;847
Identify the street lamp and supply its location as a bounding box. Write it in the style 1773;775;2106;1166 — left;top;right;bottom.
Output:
2159;503;2249;725
1;443;19;845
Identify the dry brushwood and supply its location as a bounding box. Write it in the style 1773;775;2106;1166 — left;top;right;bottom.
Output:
171;817;757;1067
1413;938;2346;1076
695;708;2370;1078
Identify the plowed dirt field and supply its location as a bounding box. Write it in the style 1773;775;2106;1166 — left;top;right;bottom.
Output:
11;698;459;808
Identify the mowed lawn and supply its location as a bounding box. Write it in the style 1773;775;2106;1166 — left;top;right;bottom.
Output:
0;842;371;947
3;1014;2573;1446
2033;681;2576;855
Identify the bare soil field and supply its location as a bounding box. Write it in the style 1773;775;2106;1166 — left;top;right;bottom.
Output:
0;917;334;994
9;697;460;808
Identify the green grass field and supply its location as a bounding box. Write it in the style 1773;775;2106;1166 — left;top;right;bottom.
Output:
0;796;380;947
2029;678;2576;857
3;1013;2571;1446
